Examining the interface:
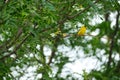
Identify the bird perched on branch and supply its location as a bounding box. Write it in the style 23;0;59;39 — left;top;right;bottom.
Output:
77;25;86;36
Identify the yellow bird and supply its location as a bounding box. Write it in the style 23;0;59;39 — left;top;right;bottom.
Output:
77;25;86;36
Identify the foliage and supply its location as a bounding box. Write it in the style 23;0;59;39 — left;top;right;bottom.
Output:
0;0;120;80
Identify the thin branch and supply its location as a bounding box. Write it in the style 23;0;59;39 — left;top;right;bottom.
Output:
67;0;100;19
0;28;23;54
0;33;30;61
107;10;120;69
7;28;23;48
47;38;58;65
47;49;56;65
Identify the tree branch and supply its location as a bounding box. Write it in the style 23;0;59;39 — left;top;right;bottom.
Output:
7;28;23;48
47;49;56;65
107;10;120;69
0;28;23;55
0;33;30;61
67;0;100;19
47;38;58;65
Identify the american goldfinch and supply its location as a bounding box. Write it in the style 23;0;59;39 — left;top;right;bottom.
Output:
77;25;86;36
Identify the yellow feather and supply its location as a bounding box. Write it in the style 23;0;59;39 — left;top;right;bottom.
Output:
77;25;86;36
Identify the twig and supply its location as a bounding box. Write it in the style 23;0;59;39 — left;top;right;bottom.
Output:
0;28;22;54
0;33;30;61
47;49;56;65
47;39;57;65
0;28;23;54
7;28;23;48
67;0;100;19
